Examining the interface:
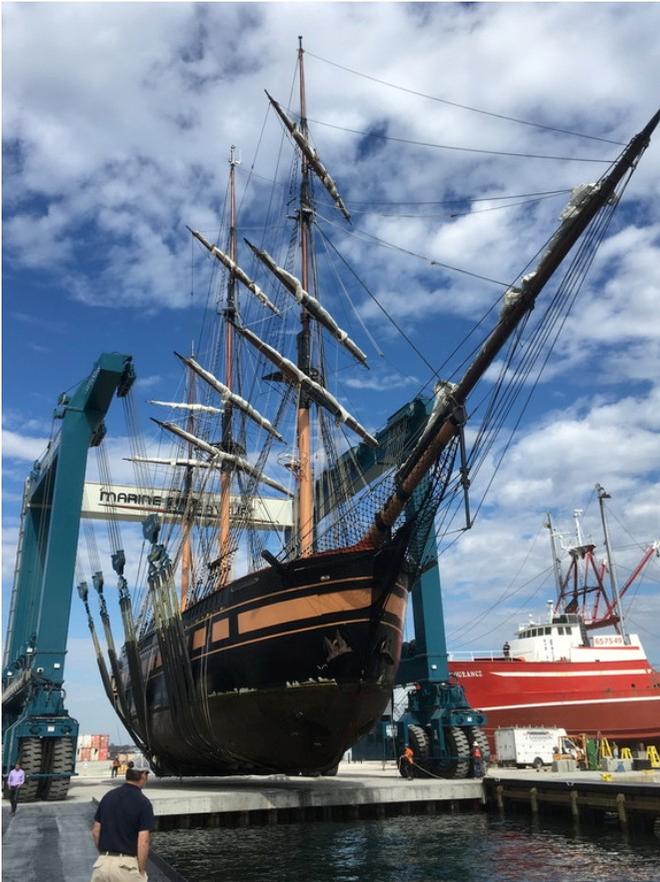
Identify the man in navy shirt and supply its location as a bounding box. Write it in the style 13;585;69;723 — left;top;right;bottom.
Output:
90;765;155;881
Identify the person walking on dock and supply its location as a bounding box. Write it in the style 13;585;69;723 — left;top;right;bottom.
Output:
90;765;154;881
110;757;120;779
7;762;25;814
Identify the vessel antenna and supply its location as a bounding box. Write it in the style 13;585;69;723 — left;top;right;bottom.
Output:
573;509;585;546
596;484;629;643
545;513;563;600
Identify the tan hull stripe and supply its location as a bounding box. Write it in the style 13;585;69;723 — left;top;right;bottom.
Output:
151;614;401;676
202;616;373;659
212;618;229;642
238;588;372;635
384;592;407;621
192;627;205;650
187;574;372;627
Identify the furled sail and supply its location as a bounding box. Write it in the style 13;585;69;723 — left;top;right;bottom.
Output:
187;227;280;316
233;323;378;447
244;239;368;366
150;418;293;497
175;352;284;442
125;456;220;468
149;400;224;415
265;91;351;222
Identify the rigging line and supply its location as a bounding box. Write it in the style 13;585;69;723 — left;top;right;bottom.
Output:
606;505;651;553
305;51;626;147
237;101;272;215
349;189;573;207
449;568;555;650
303;115;615;163
448;193;567;218
316;211;511;287
237;164;288;189
468;197;621;525
316;225;384;358
314;224;438;377
456;197;619;546
347;192;568;219
449;527;548;639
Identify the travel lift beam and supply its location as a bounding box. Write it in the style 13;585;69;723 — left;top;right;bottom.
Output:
317;396;487;779
2;353;135;801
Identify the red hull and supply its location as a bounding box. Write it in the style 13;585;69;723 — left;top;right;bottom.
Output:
448;656;660;746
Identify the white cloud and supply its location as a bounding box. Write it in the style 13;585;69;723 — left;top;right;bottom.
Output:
2;429;50;461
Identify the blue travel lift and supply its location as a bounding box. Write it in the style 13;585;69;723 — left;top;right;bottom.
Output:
322;396;488;777
2;352;135;800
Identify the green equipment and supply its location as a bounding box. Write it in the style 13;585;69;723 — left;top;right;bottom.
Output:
2;353;134;800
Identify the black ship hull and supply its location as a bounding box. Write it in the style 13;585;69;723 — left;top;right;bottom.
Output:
122;540;409;775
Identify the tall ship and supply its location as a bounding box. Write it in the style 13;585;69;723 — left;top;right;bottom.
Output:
71;45;658;777
448;487;660;748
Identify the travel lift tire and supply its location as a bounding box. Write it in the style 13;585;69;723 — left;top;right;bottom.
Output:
431;726;470;779
18;737;43;802
43;736;75;800
401;724;432;778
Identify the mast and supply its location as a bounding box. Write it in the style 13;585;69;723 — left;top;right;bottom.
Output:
573;508;585;546
545;513;563;600
363;109;660;548
180;344;195;610
219;145;239;585
297;36;314;557
596;483;629;643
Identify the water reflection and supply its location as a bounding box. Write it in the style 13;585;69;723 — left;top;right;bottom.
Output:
154;814;660;882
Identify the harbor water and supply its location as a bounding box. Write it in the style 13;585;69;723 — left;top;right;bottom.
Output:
154;813;660;882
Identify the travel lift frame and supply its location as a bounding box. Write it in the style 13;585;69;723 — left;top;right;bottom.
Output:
2;352;135;800
319;396;487;779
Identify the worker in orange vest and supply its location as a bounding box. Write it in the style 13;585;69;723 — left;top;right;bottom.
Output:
471;742;484;778
400;745;414;780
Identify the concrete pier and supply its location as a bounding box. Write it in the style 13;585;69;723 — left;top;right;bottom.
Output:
484;766;660;834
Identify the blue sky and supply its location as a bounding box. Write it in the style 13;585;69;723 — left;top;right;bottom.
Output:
3;2;660;739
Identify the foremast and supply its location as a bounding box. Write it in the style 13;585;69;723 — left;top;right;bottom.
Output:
363;109;660;549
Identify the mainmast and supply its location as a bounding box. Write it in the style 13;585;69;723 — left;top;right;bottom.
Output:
219;145;240;585
296;36;314;558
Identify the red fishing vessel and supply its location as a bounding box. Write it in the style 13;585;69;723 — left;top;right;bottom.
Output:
449;486;660;748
